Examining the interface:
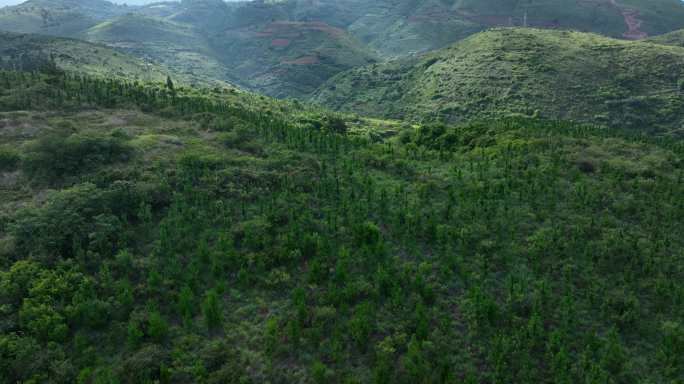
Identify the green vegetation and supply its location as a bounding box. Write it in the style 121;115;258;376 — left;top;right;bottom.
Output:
347;0;684;56
0;0;378;98
4;0;684;99
1;69;683;383
210;20;378;98
79;13;233;88
0;31;186;84
648;28;684;47
313;28;684;135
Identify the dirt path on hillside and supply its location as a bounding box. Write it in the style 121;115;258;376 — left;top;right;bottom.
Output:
609;0;648;39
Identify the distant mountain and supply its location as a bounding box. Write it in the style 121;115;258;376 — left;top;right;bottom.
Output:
312;28;684;135
3;0;684;97
346;0;684;56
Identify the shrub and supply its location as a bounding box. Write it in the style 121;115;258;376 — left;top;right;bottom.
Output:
10;182;141;262
348;301;374;351
22;132;132;183
202;290;223;332
311;361;329;384
0;147;19;172
324;116;348;134
659;321;684;378
147;311;169;343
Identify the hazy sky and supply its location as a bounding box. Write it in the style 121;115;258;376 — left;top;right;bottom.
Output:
0;0;162;6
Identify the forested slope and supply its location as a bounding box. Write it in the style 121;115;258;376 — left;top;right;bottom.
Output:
0;70;683;383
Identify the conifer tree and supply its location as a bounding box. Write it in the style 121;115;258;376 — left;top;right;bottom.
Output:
202;289;223;332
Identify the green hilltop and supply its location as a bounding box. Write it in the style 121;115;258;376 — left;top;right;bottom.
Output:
0;31;177;83
312;28;684;135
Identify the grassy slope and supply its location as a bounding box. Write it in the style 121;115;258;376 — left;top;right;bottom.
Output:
1;70;683;383
81;14;233;88
0;0;128;37
312;28;684;134
0;31;178;83
0;7;97;37
647;28;684;47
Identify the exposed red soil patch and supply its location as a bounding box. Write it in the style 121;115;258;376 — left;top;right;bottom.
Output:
609;0;648;39
255;21;345;39
407;7;455;23
282;56;320;65
413;9;559;28
458;11;560;28
271;39;291;47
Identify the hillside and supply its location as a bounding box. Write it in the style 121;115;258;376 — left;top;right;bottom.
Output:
647;28;684;47
0;31;176;83
1;69;683;383
312;28;684;135
80;14;233;87
210;20;378;98
347;0;684;56
0;0;128;36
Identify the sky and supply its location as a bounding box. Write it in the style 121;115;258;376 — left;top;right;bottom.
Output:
0;0;162;6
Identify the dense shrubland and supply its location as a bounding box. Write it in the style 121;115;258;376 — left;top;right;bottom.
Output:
0;70;683;383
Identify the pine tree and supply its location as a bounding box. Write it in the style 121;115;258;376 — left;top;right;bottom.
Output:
178;286;194;328
201;289;223;332
166;75;175;92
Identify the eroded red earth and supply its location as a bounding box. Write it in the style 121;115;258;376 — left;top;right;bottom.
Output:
610;0;648;39
406;1;648;40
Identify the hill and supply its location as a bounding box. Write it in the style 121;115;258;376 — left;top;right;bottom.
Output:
312;28;684;135
647;28;684;47
1;68;683;383
80;13;232;87
345;0;684;56
0;0;128;36
0;31;177;83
